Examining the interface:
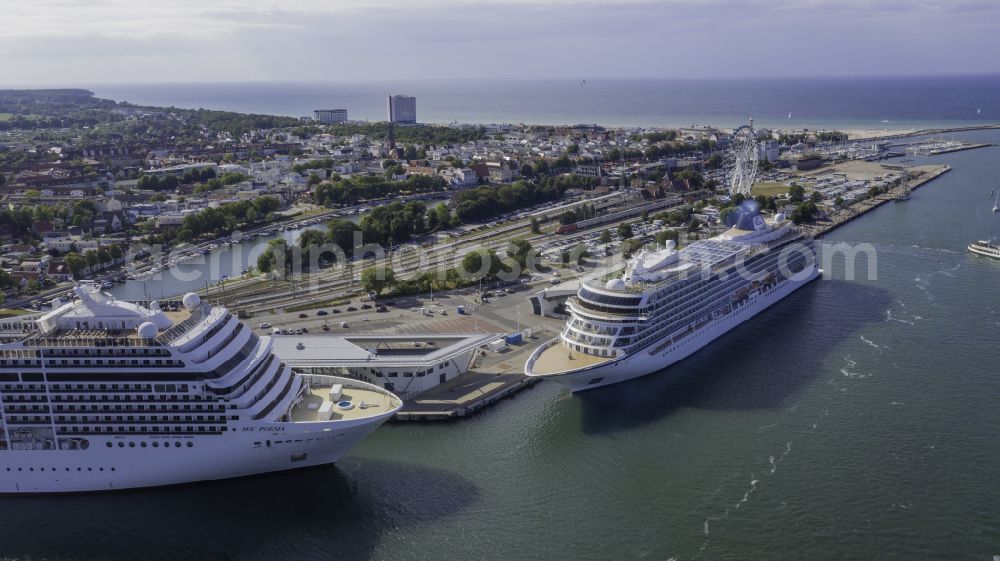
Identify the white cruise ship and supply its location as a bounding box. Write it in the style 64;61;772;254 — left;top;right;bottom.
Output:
968;240;1000;260
0;284;401;493
525;204;820;392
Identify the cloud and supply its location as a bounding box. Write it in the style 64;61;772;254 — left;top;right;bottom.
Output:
0;0;998;84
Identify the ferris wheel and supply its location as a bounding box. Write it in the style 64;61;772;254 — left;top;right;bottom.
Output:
727;121;759;197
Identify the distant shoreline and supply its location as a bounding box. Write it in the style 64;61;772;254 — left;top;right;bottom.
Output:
81;76;1000;132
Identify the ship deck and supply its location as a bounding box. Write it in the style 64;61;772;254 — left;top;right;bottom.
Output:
290;379;396;422
530;341;612;376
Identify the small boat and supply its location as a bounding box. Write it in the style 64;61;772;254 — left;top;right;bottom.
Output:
968;240;1000;260
993;190;999;213
894;188;911;202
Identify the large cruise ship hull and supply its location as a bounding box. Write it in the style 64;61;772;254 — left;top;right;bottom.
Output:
0;412;394;494
535;266;821;393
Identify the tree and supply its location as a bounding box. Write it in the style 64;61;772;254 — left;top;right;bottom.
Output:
507;239;533;268
84;249;99;268
326;219;359;257
705;153;723;170
461;251;485;279
433;203;452;230
562;243;588;266
530;216;541;234
404;145;419;160
834;195;845;207
791;202;818;224
64;253;87;278
810;191;823;203
617;222;633;240
361;266;395;296
599;229;612;244
621;239;643;258
788;184;805;203
553;155;574;172
256;251;275;274
655;229;680;247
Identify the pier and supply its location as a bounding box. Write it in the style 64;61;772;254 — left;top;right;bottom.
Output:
393;372;539;421
924;142;993;155
803;164;951;239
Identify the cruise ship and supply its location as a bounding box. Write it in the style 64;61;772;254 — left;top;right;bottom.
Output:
0;284;401;493
968;240;1000;260
525;203;820;392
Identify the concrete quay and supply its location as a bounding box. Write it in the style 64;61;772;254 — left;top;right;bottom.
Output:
802;164;951;239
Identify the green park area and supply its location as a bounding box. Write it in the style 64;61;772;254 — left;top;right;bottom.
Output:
751;182;790;197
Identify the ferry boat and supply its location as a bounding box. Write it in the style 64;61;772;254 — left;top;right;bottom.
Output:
525;203;820;392
0;284;401;493
968;240;1000;260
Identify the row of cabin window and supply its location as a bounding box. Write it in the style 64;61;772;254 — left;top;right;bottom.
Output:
7;414;229;424
53;403;227;412
4;466;117;472
56;414;229;422
106;440;194;448
60;425;225;434
41;347;170;357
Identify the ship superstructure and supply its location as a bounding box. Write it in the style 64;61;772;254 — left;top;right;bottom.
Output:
0;284;401;493
968;240;1000;260
525;204;820;391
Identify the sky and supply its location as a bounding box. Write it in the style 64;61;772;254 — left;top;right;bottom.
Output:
1;0;999;85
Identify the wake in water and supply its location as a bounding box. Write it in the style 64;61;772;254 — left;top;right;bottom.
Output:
860;334;885;351
885;308;918;325
834;241;961;258
697;437;797;555
840;356;871;379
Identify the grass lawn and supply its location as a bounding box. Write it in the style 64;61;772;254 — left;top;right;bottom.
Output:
0;308;30;317
0;113;14;121
751;182;790;197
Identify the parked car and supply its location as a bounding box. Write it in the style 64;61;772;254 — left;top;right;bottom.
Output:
376;306;388;313
332;309;341;314
340;322;349;328
361;304;372;310
321;324;330;331
258;322;271;329
298;313;308;319
346;306;357;312
317;310;328;316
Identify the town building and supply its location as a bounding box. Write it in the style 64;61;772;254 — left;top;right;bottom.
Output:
387;95;417;124
314;109;348;123
758;140;780;163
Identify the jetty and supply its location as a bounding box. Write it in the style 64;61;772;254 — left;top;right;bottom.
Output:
803;164;951;238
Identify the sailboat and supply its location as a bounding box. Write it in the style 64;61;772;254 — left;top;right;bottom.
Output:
993;189;999;213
